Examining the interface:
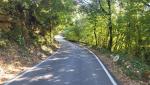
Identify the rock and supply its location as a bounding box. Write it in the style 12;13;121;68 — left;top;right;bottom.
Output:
142;71;150;82
37;52;42;56
113;55;120;62
0;67;4;76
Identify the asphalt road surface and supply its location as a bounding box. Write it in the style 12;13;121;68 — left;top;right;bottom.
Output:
4;35;118;85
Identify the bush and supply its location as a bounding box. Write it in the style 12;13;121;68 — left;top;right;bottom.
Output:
6;27;25;46
118;55;150;80
0;39;8;48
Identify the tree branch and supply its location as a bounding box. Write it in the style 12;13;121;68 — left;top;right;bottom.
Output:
97;0;108;14
82;0;108;14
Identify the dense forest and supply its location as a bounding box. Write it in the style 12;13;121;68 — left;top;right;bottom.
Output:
0;0;150;84
65;0;150;64
0;0;73;46
64;0;150;82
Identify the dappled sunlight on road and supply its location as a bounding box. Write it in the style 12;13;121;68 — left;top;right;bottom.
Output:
4;35;116;85
31;74;53;82
54;35;65;41
6;63;100;85
48;57;69;61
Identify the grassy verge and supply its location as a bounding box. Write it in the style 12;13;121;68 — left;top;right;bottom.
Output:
90;46;150;85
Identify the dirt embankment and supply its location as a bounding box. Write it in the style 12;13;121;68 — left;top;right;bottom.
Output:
0;42;59;84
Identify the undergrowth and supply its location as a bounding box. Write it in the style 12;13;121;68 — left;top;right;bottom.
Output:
96;47;150;82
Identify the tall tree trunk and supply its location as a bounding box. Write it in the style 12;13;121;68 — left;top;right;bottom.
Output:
107;0;113;52
50;22;53;44
93;21;98;46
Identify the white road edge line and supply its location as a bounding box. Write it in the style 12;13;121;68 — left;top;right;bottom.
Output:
4;46;61;85
85;47;117;85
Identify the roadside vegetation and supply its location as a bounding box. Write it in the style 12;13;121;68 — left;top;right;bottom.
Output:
0;0;73;84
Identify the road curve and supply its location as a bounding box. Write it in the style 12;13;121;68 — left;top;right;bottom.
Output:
4;35;118;85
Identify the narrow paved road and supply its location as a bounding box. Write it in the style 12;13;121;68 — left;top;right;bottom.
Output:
4;35;118;85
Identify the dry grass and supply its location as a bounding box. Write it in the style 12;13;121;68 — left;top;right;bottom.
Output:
0;43;59;84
